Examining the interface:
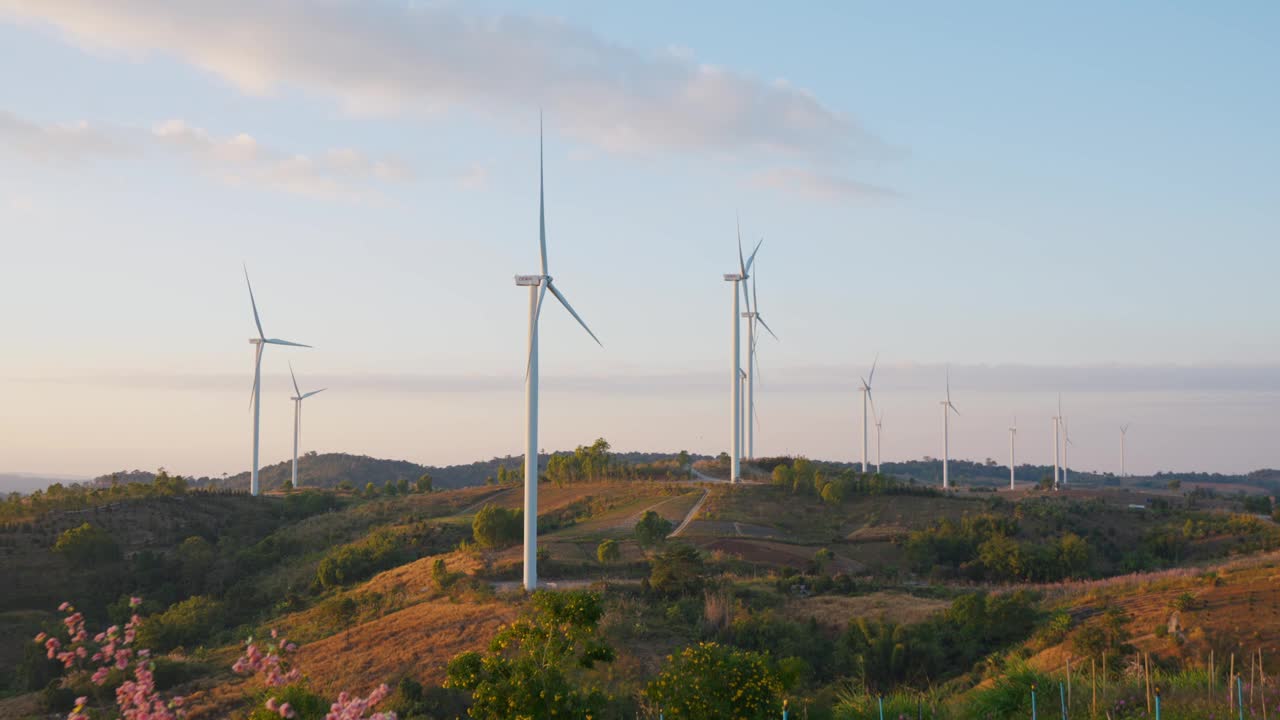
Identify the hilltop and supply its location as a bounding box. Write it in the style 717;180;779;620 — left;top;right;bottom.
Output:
3;450;1279;719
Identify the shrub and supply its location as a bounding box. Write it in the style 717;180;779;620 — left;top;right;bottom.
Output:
649;543;705;597
635;510;674;548
136;595;225;651
52;522;121;566
644;641;782;719
597;539;621;565
471;505;522;549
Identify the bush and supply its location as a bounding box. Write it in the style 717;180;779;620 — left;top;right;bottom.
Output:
649;543;705;597
136;596;225;651
52;522;122;566
472;505;522;549
644;641;783;719
248;684;330;720
597;539;621;565
635;510;674;548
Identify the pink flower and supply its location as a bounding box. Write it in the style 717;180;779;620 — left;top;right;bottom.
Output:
278;702;295;718
58;601;71;611
130;596;142;608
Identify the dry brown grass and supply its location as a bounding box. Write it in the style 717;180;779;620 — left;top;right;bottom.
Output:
294;599;517;696
781;592;950;629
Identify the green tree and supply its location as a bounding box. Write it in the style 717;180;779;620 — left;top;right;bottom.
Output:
644;642;783;719
472;505;522;549
52;522;121;566
635;510;674;549
496;465;508;486
396;477;410;495
136;596;225;651
364;482;377;497
431;557;455;592
649;543;704;597
416;473;434;493
445;591;614;720
772;464;793;488
676;450;691;477
597;539;621;565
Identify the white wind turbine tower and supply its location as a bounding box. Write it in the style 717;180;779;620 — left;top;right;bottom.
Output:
1009;418;1017;490
874;410;884;475
514;119;601;591
743;273;777;461
858;355;879;473
244;267;310;497
1062;418;1073;486
1120;424;1130;477
723;227;761;483
738;368;748;459
940;369;960;489
1051;396;1062;491
287;362;326;490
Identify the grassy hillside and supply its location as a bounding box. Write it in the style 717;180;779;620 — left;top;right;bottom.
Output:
5;457;1280;720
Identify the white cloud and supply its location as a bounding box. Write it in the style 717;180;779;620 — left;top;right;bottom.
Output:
0;0;874;161
0;110;131;162
0;110;411;199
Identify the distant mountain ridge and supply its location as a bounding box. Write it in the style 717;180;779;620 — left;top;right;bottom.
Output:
88;450;711;494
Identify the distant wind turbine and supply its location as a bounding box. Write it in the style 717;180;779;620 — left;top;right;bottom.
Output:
1062;418;1073;486
514;117;601;591
287;362;325;490
244;267;310;497
940;368;960;489
1009;418;1017;490
724;225;761;483
1051;396;1062;491
743;273;777;461
1120;424;1130;477
874;410;884;475
859;355;879;473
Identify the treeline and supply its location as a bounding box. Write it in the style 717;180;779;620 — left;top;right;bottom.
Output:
1;470;214;523
767;457;937;501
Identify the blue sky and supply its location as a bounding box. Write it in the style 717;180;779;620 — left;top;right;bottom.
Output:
1;1;1277;479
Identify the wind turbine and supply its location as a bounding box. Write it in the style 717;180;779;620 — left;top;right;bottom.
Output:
1009;418;1017;490
287;362;325;490
1051;396;1062;491
858;355;879;473
738;367;748;460
1062;418;1073;486
874;410;884;475
724;225;761;483
244;267;310;497
1120;424;1130;477
743;273;777;461
940;368;960;489
514;118;601;591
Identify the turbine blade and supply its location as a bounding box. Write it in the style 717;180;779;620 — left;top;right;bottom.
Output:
249;343;263;411
868;389;878;421
751;273;759;314
946;367;952;404
547;281;601;346
756;314;779;340
524;283;549;379
737;217;746;278
744;238;763;275
244;265;265;339
950;402;961;416
289;361;301;398
265;338;312;348
538;113;548;277
868;353;879;386
303;388;326;399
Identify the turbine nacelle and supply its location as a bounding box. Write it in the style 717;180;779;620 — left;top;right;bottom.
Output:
723;273;745;282
514;274;546;287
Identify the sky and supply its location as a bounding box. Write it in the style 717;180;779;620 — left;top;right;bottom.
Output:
1;1;1277;482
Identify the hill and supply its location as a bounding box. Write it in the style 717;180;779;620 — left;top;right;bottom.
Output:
5;455;1280;720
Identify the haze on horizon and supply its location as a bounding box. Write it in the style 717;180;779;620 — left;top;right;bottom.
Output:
1;2;1277;481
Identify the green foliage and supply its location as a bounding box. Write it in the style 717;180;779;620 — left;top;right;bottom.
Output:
416;473;433;493
839;591;1040;691
648;543;704;597
644;641;783;719
314;525;451;589
136;595;225;651
444;590;614;720
52;522;122;566
471;504;522;549
544;438;615;486
634;510;674;549
1242;494;1272;514
248;684;330;720
431;557;457;592
596;539;621;565
957;664;1051;720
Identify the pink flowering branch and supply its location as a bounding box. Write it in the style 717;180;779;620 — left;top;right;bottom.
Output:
326;684;395;720
35;597;185;720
